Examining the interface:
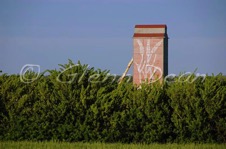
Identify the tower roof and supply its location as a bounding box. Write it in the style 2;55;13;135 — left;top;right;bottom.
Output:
133;24;168;38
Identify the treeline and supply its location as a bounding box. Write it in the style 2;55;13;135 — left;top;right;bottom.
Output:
0;60;226;143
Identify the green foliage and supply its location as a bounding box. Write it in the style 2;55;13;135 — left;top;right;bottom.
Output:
166;73;226;143
0;60;226;143
1;141;226;149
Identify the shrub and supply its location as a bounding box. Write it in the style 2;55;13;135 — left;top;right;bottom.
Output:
0;60;225;143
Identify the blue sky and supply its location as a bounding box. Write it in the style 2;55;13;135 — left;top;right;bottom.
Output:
1;0;226;75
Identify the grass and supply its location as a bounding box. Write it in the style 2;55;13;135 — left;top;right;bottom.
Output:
0;141;226;149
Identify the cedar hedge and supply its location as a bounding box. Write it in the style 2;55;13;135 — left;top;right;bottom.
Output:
0;60;225;143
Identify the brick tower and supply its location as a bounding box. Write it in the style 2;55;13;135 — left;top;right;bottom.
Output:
133;24;168;85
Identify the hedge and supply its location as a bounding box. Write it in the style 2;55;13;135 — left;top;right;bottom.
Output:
0;60;225;143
